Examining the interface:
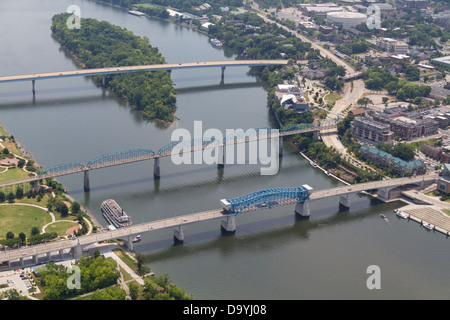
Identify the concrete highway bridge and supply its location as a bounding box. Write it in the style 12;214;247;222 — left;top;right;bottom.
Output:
0;60;289;94
0;174;437;267
0;121;339;191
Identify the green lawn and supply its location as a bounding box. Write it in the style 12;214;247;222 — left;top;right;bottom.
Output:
0;167;30;183
44;220;79;236
0;205;52;238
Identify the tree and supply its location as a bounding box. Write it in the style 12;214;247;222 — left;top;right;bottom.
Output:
0;192;5;203
31;226;40;236
71;202;81;214
19;232;26;244
129;282;139;300
7;192;14;203
15;187;23;199
60;203;69;218
6;231;14;239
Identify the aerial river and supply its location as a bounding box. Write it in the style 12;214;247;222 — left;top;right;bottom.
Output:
0;0;449;299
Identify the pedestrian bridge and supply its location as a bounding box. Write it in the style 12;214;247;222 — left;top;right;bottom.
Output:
0;174;437;267
0;120;340;191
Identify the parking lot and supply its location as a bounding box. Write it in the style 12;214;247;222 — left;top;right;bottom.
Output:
0;269;35;296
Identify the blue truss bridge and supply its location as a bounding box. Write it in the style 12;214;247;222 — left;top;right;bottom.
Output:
220;185;313;214
0;120;340;191
0;174;438;267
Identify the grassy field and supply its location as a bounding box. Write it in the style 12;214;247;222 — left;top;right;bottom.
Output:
44;220;79;236
0;205;51;238
0;167;30;183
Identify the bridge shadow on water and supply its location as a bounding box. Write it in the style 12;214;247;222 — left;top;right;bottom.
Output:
136;196;393;263
68;150;302;196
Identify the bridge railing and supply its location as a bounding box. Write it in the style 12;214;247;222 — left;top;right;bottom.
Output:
224;186;311;214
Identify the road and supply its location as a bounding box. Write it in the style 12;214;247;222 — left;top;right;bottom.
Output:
248;5;365;157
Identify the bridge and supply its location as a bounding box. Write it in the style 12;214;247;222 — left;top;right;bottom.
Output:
0;60;289;94
0;174;437;267
0;121;339;191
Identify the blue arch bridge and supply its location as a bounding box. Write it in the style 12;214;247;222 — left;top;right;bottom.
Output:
0;174;436;266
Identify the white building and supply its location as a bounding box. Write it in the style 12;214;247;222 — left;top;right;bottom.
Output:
326;11;367;29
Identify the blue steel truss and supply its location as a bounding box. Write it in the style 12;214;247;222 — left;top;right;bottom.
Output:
39;162;84;176
157;137;218;156
281;123;316;133
87;148;156;168
223;127;275;143
225;186;311;214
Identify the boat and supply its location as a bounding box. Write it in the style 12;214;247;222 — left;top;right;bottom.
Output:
423;223;434;230
101;199;132;229
132;235;141;243
380;214;387;219
210;38;223;47
310;161;317;168
325;171;331;176
395;210;409;219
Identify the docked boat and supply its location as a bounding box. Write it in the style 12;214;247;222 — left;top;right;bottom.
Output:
310;161;317;168
423;223;434;230
132;235;141;243
325;171;331;176
210;38;223;47
101;199;132;229
395;210;409;219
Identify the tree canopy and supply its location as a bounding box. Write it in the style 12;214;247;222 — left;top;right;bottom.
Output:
51;13;176;123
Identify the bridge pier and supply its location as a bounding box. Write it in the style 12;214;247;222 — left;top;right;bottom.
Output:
377;187;393;200
84;170;90;191
313;130;319;141
221;215;236;234
295;199;311;218
102;75;106;87
154;156;160;179
221;66;226;82
71;240;83;259
173;225;184;244
279;136;283;157
34;180;39;192
339;193;351;208
32;80;36;95
217;143;225;168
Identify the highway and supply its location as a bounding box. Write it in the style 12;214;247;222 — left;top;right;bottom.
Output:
0;60;288;84
0;173;437;265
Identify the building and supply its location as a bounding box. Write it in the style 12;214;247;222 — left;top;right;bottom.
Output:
376;37;408;54
421;144;442;160
351;116;395;143
395;0;430;9
348;108;366;117
437;164;450;193
326;11;367;29
371;107;439;140
274;85;309;113
360;146;425;175
432;56;450;69
434;13;450;28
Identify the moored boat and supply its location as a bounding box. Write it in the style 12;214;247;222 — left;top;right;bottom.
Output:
423;223;434;230
101;199;132;229
395;210;409;219
210;38;223;47
310;161;317;168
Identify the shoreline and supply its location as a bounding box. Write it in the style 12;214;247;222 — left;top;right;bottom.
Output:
0;121;104;233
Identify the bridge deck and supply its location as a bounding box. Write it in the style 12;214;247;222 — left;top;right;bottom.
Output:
0;174;437;264
0;60;288;83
